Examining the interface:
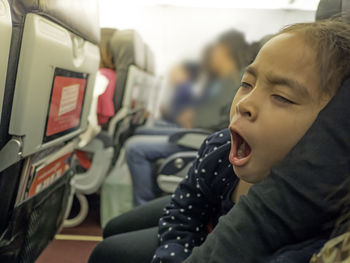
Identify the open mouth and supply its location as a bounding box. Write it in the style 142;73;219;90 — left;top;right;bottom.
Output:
229;128;252;167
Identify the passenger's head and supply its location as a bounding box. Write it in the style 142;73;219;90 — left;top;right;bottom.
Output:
99;28;116;70
169;62;200;87
228;19;350;183
199;44;216;78
210;29;251;78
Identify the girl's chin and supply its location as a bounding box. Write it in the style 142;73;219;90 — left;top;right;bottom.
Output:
233;166;268;184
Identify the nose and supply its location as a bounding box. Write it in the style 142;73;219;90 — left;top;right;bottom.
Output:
235;94;258;122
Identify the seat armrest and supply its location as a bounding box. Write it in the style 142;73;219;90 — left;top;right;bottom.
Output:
158;151;197;176
107;107;129;136
107;108;144;137
168;129;211;150
157;175;183;193
95;131;114;148
73;136;114;194
157;151;198;193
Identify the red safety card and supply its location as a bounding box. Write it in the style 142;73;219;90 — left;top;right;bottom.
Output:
27;152;72;198
46;76;86;137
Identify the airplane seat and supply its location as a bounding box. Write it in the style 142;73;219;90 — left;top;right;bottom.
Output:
108;65;145;160
144;76;164;126
157;130;212;193
0;0;11;123
110;29;146;114
123;70;158;141
100;47;158;226
308;0;350;261
141;46;157;113
64;29;119;226
315;0;350;21
0;0;100;261
64;130;114;228
112;66;159;153
107;65;158;162
64;112;115;227
107;30;147;159
0;0;14;255
81;30;153;227
138;71;158;126
71;28;118;192
145;44;156;74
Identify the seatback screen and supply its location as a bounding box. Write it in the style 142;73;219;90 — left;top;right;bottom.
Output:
43;68;88;142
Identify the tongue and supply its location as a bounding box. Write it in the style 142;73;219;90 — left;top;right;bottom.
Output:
237;141;250;159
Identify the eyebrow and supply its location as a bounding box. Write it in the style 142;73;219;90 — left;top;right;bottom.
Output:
244;65;311;99
244;65;257;78
266;73;310;99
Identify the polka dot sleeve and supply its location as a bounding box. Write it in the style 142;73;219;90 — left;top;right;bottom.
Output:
151;130;234;263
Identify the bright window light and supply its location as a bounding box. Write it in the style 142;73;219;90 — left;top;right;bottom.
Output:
100;0;320;10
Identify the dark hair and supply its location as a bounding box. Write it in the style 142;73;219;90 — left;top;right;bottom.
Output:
182;61;200;82
217;29;252;70
99;28;117;70
200;44;215;76
276;18;350;95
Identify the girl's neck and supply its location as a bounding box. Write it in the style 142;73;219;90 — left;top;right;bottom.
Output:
231;180;253;203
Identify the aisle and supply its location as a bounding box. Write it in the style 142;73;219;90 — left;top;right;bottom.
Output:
36;195;102;263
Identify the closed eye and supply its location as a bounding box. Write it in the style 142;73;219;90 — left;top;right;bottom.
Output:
240;82;252;90
272;94;295;104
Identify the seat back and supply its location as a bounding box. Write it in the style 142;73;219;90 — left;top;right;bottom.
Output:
110;29;146;113
145;44;156;74
144;73;158;114
123;67;154;108
122;65;144;110
121;66;157;126
0;0;100;261
139;70;157;112
0;0;11;122
0;0;100;150
310;1;350;262
316;0;350;22
8;14;99;158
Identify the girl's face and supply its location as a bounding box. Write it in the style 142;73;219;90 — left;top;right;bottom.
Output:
228;32;332;183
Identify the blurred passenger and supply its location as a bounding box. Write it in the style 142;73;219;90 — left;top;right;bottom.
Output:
78;28;117;147
97;28;117;127
89;19;350;263
161;62;199;124
135;61;200;135
177;29;256;131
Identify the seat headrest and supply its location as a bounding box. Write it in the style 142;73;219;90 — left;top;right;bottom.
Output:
8;0;100;44
110;29;146;70
101;28;118;44
100;28;118;68
316;0;350;23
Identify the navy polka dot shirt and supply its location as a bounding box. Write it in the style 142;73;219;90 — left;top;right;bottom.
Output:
151;128;239;263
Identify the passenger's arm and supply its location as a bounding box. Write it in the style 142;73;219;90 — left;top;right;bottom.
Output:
151;133;226;263
183;79;350;263
176;108;195;129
